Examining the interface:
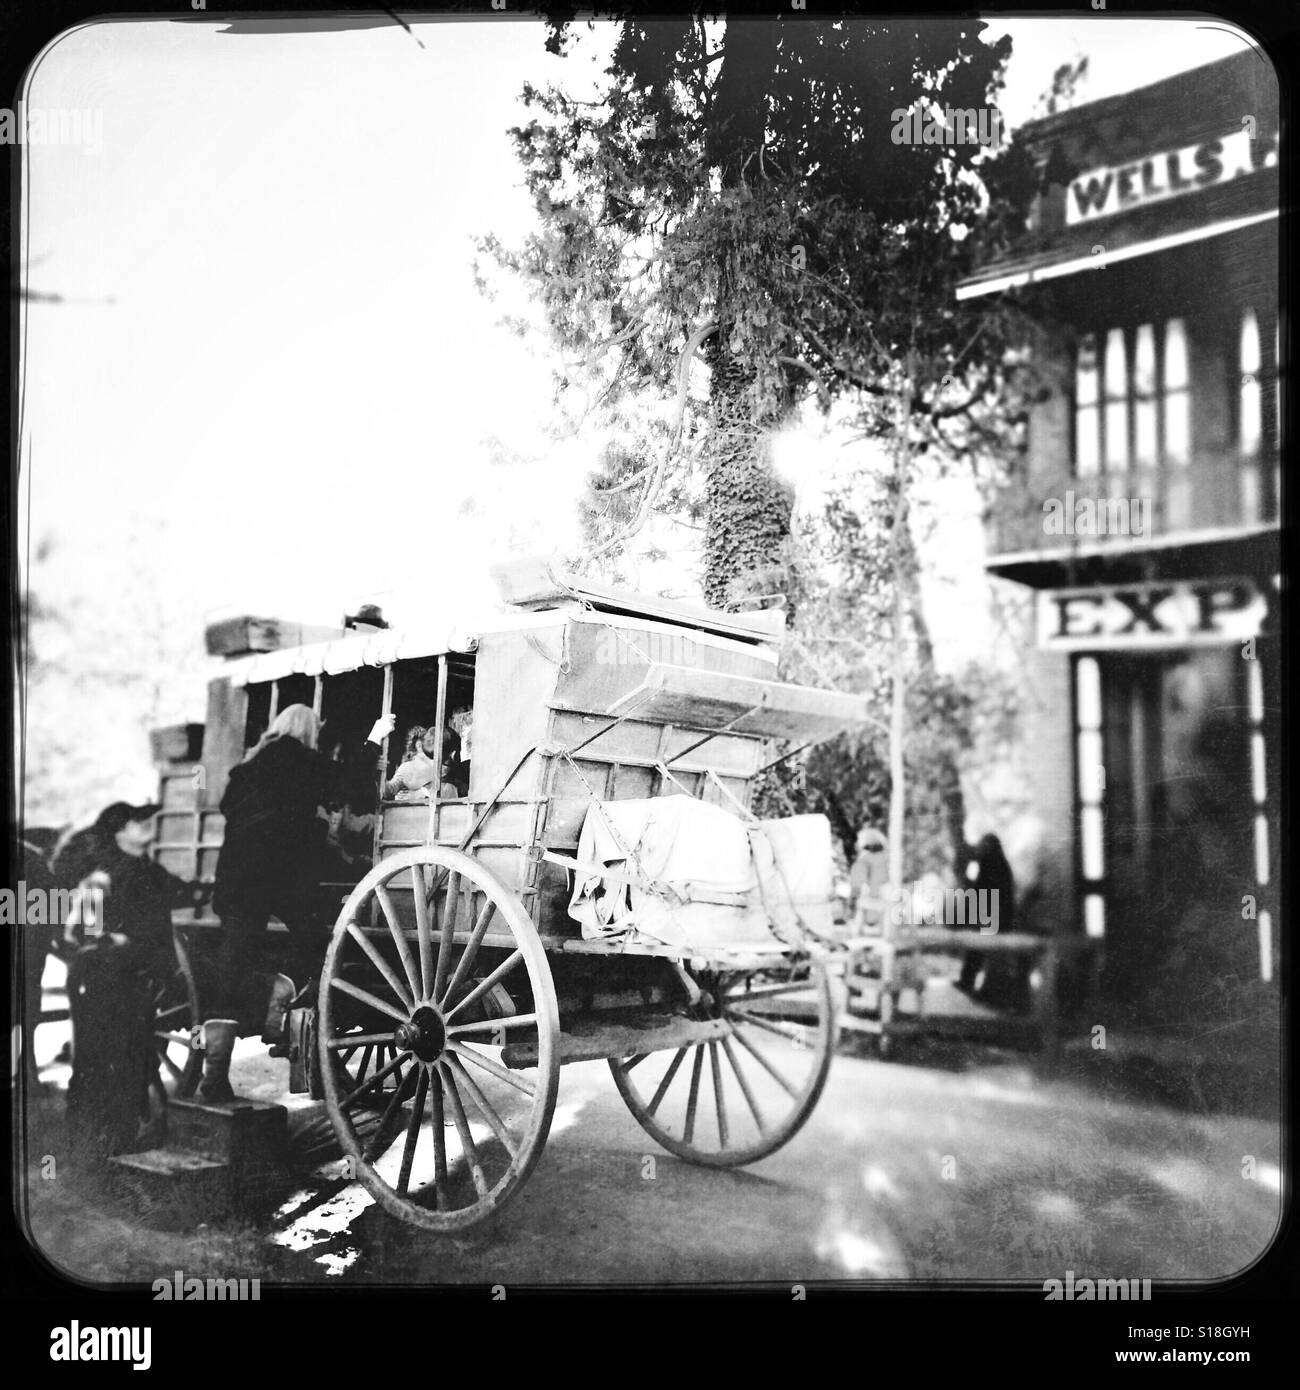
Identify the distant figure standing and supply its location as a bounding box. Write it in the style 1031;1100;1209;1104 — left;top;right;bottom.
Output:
849;827;890;927
953;833;1016;998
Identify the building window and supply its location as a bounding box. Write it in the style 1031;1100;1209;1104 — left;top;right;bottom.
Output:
1162;319;1189;466
1073;319;1189;481
1240;309;1262;455
1074;334;1100;478
1075;655;1106;939
1238;306;1281;522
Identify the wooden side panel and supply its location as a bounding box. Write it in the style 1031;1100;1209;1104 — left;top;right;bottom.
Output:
467;628;558;803
199;677;249;809
549;711;761;777
553;618;773;716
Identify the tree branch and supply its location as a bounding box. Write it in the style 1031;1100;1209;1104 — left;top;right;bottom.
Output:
585;320;718;562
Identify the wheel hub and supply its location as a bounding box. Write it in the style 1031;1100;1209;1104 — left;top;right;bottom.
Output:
395;1006;445;1063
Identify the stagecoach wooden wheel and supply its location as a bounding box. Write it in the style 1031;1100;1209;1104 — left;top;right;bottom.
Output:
319;846;560;1232
150;927;202;1100
609;956;834;1167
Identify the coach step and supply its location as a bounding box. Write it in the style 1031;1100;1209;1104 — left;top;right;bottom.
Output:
108;1147;234;1226
165;1096;288;1167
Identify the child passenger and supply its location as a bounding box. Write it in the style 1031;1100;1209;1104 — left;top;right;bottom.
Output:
383;725;468;801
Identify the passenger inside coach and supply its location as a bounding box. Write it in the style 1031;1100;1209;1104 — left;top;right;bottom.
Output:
383;724;468;801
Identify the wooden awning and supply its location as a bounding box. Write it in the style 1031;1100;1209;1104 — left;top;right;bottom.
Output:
604;664;869;742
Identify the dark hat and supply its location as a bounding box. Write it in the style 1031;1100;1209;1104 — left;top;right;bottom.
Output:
94;801;162;836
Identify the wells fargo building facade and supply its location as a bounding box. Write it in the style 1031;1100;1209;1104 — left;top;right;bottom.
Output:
959;51;1282;1037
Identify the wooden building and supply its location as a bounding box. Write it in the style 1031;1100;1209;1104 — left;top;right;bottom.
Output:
957;51;1281;1032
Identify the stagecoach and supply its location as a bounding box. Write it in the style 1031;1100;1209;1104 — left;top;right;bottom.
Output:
148;562;868;1230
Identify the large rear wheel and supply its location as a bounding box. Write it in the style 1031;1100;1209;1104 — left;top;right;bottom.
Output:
609;956;834;1167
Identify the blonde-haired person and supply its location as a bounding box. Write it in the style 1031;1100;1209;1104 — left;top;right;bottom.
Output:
382;724;468;801
200;703;394;1099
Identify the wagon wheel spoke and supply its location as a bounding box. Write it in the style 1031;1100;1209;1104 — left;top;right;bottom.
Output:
720;1036;766;1136
441;896;497;1004
344;920;414;1014
409;863;436;1002
709;1042;729;1148
433;871;460;1003
375;882;421;1003
726;1019;800;1099
647;1046;689;1118
151;927;202;1099
682;1047;704;1145
363;1064;418;1164
725;1008;811;1048
326;1031;395;1051
444;1052;517;1159
438;1060;490;1199
396;1067;430;1196
447;1041;536;1099
430;1070;448;1196
329;977;409;1025
339;1049;408;1109
442;949;524;1022
446;1012;539;1039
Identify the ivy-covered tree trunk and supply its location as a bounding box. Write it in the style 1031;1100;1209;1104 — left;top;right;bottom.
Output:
699;26;794;615
701;368;794;611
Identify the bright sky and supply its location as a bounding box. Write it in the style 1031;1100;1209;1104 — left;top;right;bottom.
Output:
18;13;1254;665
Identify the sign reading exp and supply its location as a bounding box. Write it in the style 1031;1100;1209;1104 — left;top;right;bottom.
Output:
1066;126;1278;226
1039;579;1266;650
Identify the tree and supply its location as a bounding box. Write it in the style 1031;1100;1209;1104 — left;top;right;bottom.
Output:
481;16;1040;879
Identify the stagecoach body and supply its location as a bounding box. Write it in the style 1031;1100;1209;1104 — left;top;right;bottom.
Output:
151;570;868;1229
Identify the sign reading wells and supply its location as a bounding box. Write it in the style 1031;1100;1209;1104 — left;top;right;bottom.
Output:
1066;127;1278;226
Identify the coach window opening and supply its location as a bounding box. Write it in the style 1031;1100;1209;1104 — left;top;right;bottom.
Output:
384;653;477;804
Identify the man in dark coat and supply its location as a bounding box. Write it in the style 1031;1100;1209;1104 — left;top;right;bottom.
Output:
200;704;392;1099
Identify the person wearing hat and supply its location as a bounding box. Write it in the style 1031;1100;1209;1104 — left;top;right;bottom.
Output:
849;827;890;927
56;801;207;1163
53;802;204;958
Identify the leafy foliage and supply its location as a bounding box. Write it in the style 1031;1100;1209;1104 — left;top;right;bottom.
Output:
481;17;1043;871
478;17;1037;581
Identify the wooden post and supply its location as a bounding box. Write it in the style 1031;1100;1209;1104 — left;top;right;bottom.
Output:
432;655;449;801
371;664;394;876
